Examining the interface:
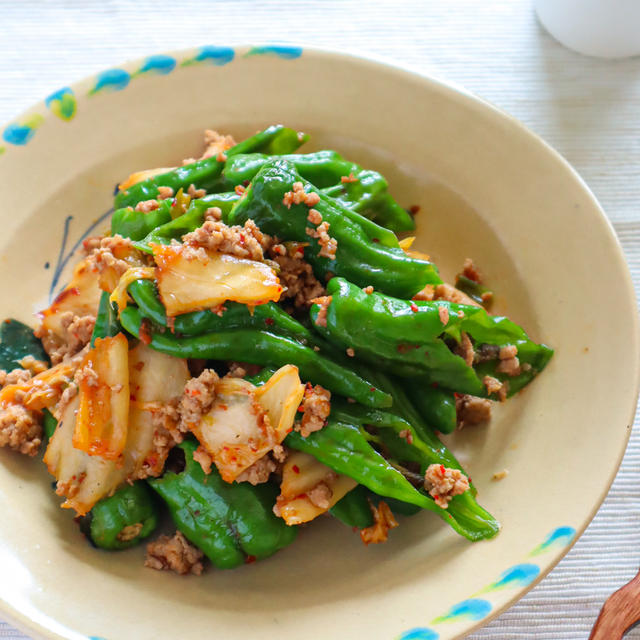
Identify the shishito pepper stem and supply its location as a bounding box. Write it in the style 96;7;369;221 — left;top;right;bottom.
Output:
227;159;440;298
119;306;391;408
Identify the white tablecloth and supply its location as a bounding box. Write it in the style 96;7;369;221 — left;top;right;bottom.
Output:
1;1;639;637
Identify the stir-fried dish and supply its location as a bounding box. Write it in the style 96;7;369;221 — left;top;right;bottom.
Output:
0;126;553;575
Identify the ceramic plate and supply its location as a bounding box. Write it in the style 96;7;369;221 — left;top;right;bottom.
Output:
0;46;637;640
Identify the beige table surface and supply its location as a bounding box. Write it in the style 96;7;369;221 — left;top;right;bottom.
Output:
1;0;639;638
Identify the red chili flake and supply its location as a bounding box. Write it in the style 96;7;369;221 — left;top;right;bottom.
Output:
372;238;380;243
440;464;445;475
370;387;376;392
453;392;461;398
410;302;419;313
431;382;439;389
265;317;274;326
218;404;228;411
292;465;300;474
297;406;305;412
409;205;421;216
171;198;177;206
130;394;137;402
242;180;250;187
194;510;201;516
245;555;257;564
139;319;152;345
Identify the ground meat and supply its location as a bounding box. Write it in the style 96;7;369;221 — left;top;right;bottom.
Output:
306;220;337;260
434;283;480;307
496;356;521;377
117;523;143;542
40;313;96;365
272;444;287;464
496;344;521;376
424;464;470;509
204;206;222;221
271;254;326;309
461;258;482;283
438;305;449;326
57;381;79;416
307;208;323;225
182;220;269;262
346;348;355;357
412;284;435;301
226;362;247;378
187;184;206;199
178;369;219;430
201;129;236;160
311;296;331;328
360;501;398;545
193;445;213;474
157;186;174;200
341;172;358;183
363;286;374;294
134;199;160;213
483;375;507;401
282;181;320;208
455;332;475;367
499;345;518;360
492;469;509;481
456;394;492;428
0;404;43;456
145;531;204;576
75;362;99;388
307;481;333;509
82;235;104;255
296;384;331;438
87;234;138;285
0;368;32;389
236;455;277;485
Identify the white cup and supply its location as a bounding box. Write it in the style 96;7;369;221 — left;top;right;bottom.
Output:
535;0;640;59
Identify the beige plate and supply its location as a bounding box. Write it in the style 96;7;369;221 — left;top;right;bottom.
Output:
0;46;637;640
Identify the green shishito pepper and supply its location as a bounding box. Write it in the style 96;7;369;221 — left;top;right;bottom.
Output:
406;383;457;435
78;482;160;550
0;318;49;371
310;278;553;399
221;151;415;232
111;198;173;241
119;305;391;408
227;159;440;298
114;125;308;210
127;278;315;342
150;440;296;568
285;418;499;541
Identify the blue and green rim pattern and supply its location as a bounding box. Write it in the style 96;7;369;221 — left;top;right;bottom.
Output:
1;45;303;148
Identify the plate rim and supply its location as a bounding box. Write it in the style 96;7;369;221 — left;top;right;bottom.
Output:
1;43;638;640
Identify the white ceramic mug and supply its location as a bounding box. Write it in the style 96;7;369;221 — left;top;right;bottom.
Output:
535;0;640;58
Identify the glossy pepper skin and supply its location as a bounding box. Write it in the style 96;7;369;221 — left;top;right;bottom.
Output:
285;419;498;541
91;291;121;347
119;306;391;408
227;160;441;298
149;440;297;569
222;151;415;232
0;318;49;370
114;125;308;209
133;192;240;252
310;278;553;399
406;383;457;435
127;279;316;342
78;482;160;550
110;199;173;241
